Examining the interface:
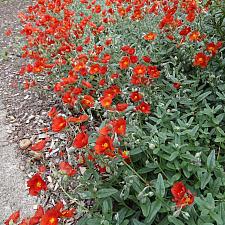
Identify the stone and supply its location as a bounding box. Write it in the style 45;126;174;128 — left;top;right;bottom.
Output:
19;139;32;150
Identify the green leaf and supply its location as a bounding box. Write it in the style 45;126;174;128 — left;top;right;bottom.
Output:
189;125;199;137
216;127;225;136
140;198;151;217
130;148;143;155
121;220;129;225
102;198;112;215
116;208;135;224
196;91;212;102
97;188;118;198
77;216;89;225
200;172;211;189
145;200;162;223
156;173;165;197
79;191;93;199
87;218;102;225
168;216;185;225
210;211;223;225
207;150;216;171
132;219;146;225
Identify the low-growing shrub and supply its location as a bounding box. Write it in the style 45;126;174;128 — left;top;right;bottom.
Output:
5;0;225;224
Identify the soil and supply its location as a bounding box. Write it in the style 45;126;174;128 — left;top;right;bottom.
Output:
0;0;51;222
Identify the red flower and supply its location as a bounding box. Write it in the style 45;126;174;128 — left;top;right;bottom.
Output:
206;42;223;56
40;209;60;225
99;125;112;136
119;150;131;164
95;135;114;156
59;162;77;176
73;132;89;148
171;181;195;208
144;32;157;41
142;56;151;63
48;107;57;118
67;114;89;123
100;96;113;108
60;208;76;218
29;205;44;225
171;181;187;201
189;31;201;42
136;102;151;114
27;173;47;196
193;52;210;68
119;56;130;70
147;65;160;78
173;82;181;90
179;26;191;36
176;191;195;208
133;64;146;76
130;55;138;64
112;118;126;136
116;103;128;112
31;139;47;151
4;210;20;225
52;116;67;132
89;63;100;74
130;91;143;102
81;95;95;108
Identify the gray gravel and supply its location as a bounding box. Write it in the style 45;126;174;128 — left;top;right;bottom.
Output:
0;0;37;222
0;99;36;223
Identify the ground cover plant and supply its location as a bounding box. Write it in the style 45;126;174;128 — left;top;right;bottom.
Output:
4;0;225;224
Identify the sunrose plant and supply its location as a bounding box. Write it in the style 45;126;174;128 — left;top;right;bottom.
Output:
5;0;225;224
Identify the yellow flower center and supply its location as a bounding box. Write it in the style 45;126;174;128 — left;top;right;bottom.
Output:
102;143;109;148
36;182;42;188
49;217;56;224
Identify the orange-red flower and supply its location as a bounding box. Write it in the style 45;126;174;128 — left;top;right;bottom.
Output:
171;181;194;208
59;162;77;176
67;114;89;123
136;102;151;114
31;139;48;151
206;42;222;56
100;96;113;108
48;107;57;118
133;64;146;76
173;82;181;90
60;208;76;218
130;91;143;102
144;32;157;41
4;210;20;225
40;209;60;225
27;173;47;196
29;205;44;225
112;118;126;136
52;116;67;132
81;95;95;108
193;52;210;68
95;135;114;156
89;63;100;74
73;132;89;148
116;103;128;112
179;26;191;36
119;56;130;70
147;65;160;78
189;31;201;42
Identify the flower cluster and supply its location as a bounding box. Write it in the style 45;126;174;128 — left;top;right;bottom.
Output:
5;0;225;224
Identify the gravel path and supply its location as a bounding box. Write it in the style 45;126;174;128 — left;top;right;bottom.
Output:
0;99;36;222
0;0;36;222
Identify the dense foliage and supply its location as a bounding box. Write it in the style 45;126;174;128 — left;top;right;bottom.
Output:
4;0;225;224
